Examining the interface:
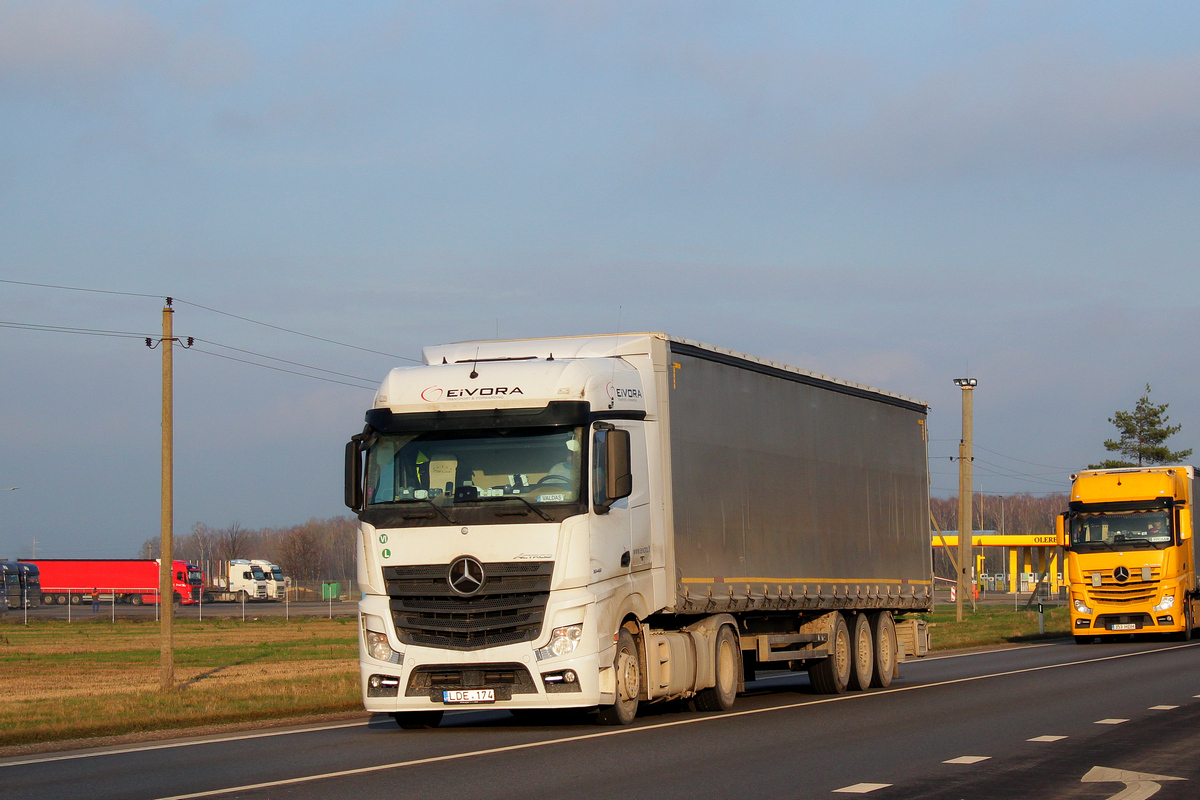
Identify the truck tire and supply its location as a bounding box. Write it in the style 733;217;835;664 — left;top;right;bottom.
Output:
695;626;739;712
808;613;851;694
868;611;897;689
70;594;81;605
130;594;143;606
597;628;641;725
57;594;68;605
1178;603;1194;641
238;590;249;603
848;613;874;691
42;594;55;606
393;711;443;729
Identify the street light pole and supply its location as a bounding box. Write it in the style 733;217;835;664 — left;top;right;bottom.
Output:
954;377;977;623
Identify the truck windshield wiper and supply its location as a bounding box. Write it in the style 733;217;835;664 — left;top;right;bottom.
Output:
474;495;552;521
392;498;456;524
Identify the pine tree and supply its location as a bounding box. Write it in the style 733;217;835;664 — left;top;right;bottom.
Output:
1089;384;1192;469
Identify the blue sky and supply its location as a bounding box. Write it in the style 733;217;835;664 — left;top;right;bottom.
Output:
3;1;1200;558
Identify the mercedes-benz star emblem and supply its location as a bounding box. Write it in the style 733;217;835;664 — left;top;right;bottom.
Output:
448;556;486;596
1113;566;1130;583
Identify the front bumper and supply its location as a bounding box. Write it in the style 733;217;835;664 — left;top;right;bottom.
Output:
358;592;607;714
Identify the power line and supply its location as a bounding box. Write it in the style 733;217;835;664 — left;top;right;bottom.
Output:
187;347;376;390
193;338;379;384
1;278;420;362
0;321;154;339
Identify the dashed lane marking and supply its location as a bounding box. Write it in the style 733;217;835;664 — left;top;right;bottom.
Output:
1095;719;1129;725
1028;735;1067;742
833;784;892;794
943;756;991;764
1149;705;1178;710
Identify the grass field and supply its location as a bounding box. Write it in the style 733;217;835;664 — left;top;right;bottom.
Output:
0;616;361;747
0;604;1071;749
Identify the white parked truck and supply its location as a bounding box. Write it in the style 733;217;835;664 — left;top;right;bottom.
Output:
250;559;286;600
345;334;932;728
204;559;269;603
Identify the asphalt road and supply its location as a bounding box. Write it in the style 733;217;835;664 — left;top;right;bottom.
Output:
5;638;1200;800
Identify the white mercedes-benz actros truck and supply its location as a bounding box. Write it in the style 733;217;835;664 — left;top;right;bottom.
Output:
346;333;931;728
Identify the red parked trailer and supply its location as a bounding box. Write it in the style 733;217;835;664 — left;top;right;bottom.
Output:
21;559;203;606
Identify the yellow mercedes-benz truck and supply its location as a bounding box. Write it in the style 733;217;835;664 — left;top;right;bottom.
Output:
1063;466;1199;642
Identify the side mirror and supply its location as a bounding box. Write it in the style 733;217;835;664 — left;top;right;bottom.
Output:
345;436;363;511
606;429;633;502
1179;507;1191;541
1055;513;1068;547
593;426;632;514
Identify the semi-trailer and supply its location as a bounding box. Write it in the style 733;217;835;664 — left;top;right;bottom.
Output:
1062;465;1199;641
23;559;201;605
345;333;932;728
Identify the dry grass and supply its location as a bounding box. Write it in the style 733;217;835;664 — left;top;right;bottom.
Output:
919;603;1071;651
0;616;361;746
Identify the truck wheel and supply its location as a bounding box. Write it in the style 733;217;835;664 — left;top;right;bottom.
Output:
868;611;896;689
70;594;81;605
238;590;249;603
808;613;851;694
41;595;55;606
57;594;68;605
695;626;739;711
393;711;443;729
130;594;143;606
1178;604;1194;641
597;628;640;725
848;613;874;691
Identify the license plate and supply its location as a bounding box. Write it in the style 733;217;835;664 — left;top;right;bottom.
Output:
443;689;495;704
1110;623;1136;631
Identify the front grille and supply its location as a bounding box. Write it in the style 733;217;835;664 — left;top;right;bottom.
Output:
385;561;553;651
405;663;537;700
1087;567;1159;605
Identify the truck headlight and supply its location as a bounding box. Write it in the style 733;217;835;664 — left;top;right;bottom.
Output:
535;625;583;661
366;631;402;664
1153;594;1176;612
1073;598;1092;615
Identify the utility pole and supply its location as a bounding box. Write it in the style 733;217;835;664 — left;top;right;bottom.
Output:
147;299;191;692
954;377;977;623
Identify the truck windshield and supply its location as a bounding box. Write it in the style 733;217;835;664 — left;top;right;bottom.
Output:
270;568;283;580
251;566;266;581
188;569;203;585
1070;510;1173;550
366;425;584;510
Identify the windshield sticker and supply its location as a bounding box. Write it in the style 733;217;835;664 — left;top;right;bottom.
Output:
540;493;566;502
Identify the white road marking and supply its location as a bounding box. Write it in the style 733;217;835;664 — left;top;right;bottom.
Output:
1027;735;1067;742
1095;718;1129;725
1082;766;1185;800
943;755;990;764
8;641;1196;798
1148;705;1178;710
833;783;892;794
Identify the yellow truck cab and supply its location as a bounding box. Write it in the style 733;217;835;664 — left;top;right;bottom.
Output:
1062;465;1198;642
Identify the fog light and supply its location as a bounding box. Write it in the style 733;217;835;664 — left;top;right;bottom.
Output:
367;673;400;697
1075;618;1091;628
1158;615;1174;626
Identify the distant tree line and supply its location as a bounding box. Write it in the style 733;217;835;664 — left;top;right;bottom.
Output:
138;516;357;587
930;492;1068;581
